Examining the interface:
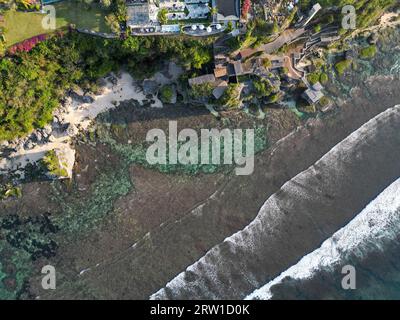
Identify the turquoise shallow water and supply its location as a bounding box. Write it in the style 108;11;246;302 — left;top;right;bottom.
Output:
152;105;400;300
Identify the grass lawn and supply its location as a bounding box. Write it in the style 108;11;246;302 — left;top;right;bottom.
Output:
4;10;53;46
53;1;110;33
3;1;110;46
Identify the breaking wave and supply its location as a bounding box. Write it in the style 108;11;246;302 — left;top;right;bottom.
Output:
150;105;400;300
246;177;400;299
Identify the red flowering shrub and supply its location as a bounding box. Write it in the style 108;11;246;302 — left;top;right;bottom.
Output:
242;0;251;19
8;34;48;55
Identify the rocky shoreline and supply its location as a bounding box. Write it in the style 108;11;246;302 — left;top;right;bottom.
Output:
0;63;186;181
39;73;396;300
152;104;400;299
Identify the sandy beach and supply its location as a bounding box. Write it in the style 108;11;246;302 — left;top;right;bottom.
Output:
0;72;161;178
40;74;399;300
1;24;399;299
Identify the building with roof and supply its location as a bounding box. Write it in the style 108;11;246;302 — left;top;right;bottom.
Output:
302;3;322;26
270;57;285;70
320;35;341;43
127;3;150;28
127;0;225;35
213;0;241;22
214;67;228;79
227;61;254;77
188;74;216;87
238;48;258;60
212;81;229;99
214;52;230;70
302;82;324;104
228;61;244;77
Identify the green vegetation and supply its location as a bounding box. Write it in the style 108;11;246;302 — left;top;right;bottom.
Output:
307;72;320;85
319;96;331;108
218;84;241;109
3;10;54;46
314;24;322;33
301;0;397;29
100;0;113;8
276;43;288;54
319;72;329;84
360;45;377;59
3;1;111;46
189;83;214;99
268;93;280;103
0;32;214;140
335;59;352;75
158;8;168;25
305;57;330;85
226;17;281;51
225;21;233;33
262;57;272;69
53;1;112;32
104;13;120;33
104;0;127;32
0;184;22;200
190;47;213;69
251;75;281;103
253;78;274;98
159;85;174;103
307;71;329;85
281;6;298;29
246;18;279;48
41;150;68;178
14;0;41;10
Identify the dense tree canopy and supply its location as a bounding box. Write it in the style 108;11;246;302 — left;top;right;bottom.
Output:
0;32;214;141
300;0;397;29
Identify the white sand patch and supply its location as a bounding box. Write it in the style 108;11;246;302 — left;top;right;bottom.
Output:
0;71;161;178
62;72;153;131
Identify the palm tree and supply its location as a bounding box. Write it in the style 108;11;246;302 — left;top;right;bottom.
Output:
210;6;218;16
209;6;218;23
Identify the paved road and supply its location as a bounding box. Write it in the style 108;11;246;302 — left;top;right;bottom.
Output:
260;28;306;54
236;28;307;61
283;55;303;79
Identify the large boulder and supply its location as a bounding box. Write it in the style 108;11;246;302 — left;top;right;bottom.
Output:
368;33;379;45
143;80;159;95
48;135;57;142
24;140;35;150
66;123;79;137
43;147;76;180
168;61;183;80
35;131;43;143
0;141;9;148
82;94;95;104
43;125;53;136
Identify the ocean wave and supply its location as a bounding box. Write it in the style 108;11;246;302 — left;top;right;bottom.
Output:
150;105;400;300
246;176;400;300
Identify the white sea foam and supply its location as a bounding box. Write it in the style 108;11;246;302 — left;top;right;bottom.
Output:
246;176;400;300
150;105;400;300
